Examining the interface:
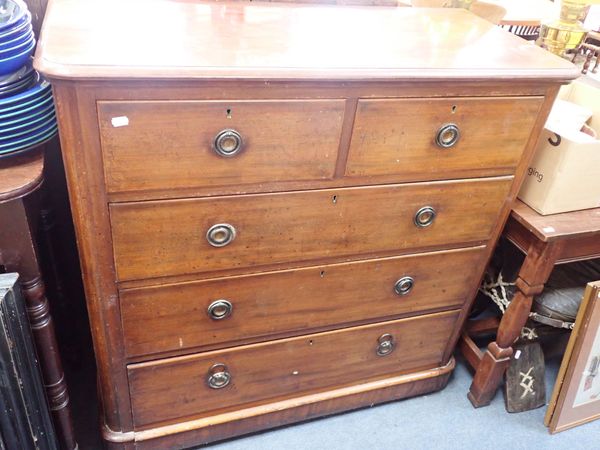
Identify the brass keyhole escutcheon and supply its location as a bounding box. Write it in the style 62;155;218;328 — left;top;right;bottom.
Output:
435;123;460;148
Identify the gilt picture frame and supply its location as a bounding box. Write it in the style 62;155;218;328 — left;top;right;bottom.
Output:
546;281;600;433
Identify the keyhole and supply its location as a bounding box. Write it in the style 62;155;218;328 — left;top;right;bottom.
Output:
332;195;337;204
451;105;457;114
320;270;325;278
226;108;232;119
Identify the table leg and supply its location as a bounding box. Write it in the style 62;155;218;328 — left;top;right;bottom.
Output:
0;195;78;449
468;239;562;407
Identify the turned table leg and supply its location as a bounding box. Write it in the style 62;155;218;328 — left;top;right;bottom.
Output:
468;239;563;407
0;194;78;449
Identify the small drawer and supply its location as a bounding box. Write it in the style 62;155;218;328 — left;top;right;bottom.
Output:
346;96;543;179
110;177;511;281
120;246;485;357
97;100;345;195
128;310;459;428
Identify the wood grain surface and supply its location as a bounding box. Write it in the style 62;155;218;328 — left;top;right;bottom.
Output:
0;149;44;203
128;309;459;428
511;200;600;242
346;96;543;178
98;100;345;194
110;177;512;281
34;0;578;81
120;246;485;358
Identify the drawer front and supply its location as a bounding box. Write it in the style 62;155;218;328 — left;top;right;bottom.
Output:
128;310;459;428
346;97;543;179
121;246;485;357
98;100;345;194
110;178;511;281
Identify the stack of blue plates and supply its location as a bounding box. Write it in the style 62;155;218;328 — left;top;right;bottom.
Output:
0;0;57;159
0;0;35;76
0;61;57;159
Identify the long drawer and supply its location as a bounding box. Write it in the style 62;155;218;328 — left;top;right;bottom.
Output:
128;310;459;428
346;96;542;178
110;177;511;281
120;246;485;357
98;100;345;194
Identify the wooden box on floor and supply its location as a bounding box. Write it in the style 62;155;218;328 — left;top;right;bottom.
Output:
34;1;577;448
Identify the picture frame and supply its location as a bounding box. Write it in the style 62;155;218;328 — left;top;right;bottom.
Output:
546;281;600;433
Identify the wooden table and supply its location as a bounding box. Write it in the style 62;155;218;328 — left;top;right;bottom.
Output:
462;200;600;407
0;149;77;449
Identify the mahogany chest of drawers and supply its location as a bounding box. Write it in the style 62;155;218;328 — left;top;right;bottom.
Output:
35;1;577;448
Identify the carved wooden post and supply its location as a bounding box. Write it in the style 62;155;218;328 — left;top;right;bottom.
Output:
468;239;563;407
0;150;78;450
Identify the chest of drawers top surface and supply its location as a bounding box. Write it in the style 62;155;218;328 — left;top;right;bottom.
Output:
35;0;576;82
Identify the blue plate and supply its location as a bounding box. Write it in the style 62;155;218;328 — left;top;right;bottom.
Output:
0;125;57;157
0;32;32;58
0;110;54;139
0;0;27;33
0;36;34;75
0;101;54;131
0;56;31;86
0;134;52;159
0;124;58;155
0;75;49;106
0;90;52;118
0;71;33;96
0;93;53;121
0;89;51;116
0;112;55;140
0;120;57;151
0;11;29;41
0;26;31;50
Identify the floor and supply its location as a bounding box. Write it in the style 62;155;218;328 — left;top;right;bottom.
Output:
69;352;600;450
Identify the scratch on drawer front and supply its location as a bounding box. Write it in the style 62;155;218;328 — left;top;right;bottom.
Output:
111;116;129;127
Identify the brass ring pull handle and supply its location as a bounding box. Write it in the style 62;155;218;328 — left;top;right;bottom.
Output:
414;206;436;228
394;276;414;296
207;299;233;320
376;333;395;357
206;223;236;247
206;363;231;389
435;123;460;148
213;129;243;157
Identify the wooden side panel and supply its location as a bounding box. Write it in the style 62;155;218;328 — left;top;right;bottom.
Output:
98;100;345;194
120;246;486;357
444;86;561;371
346;96;543;178
51;83;133;432
110;177;512;281
128;310;460;428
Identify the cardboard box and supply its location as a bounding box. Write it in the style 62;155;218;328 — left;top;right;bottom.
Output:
519;79;600;215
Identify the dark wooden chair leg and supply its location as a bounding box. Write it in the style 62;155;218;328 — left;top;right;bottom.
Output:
467;239;562;407
0;193;78;449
